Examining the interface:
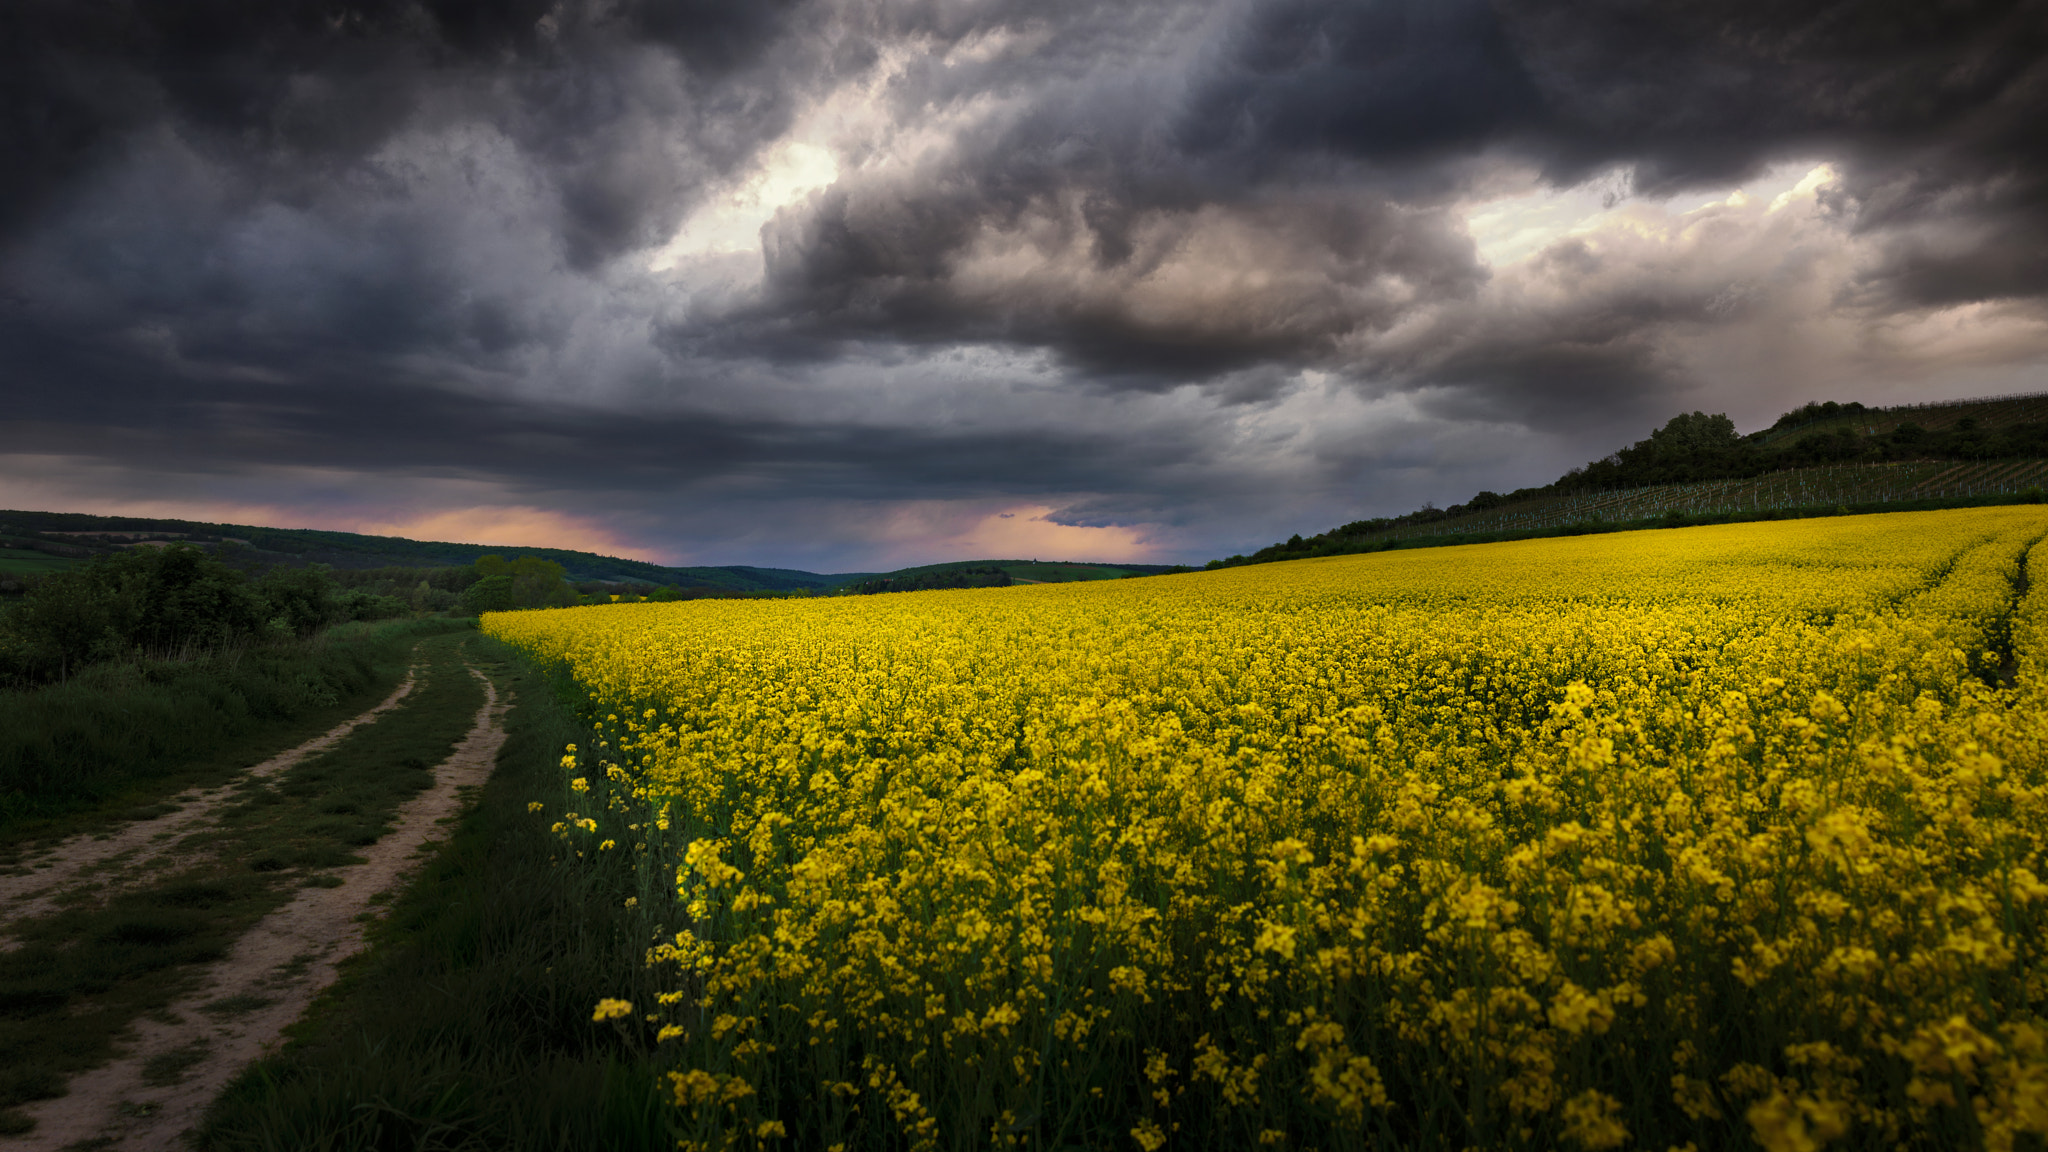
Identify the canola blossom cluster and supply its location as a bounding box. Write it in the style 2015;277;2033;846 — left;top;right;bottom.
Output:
486;507;2048;1151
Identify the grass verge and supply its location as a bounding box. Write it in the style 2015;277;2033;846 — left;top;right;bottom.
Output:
0;618;471;838
196;640;674;1152
0;632;487;1135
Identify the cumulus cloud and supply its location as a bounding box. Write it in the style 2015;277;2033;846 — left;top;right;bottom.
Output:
1;0;2045;568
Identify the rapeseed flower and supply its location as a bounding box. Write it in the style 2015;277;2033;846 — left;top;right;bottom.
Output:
488;506;2048;1149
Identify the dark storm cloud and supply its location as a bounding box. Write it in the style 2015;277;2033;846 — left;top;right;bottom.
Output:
737;0;1518;383
1174;0;1542;168
744;185;1485;384
1496;0;2048;191
0;0;802;265
729;0;2048;388
3;0;2047;566
1492;0;2048;309
0;307;1188;503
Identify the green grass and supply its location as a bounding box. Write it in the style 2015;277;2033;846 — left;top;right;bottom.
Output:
0;633;488;1136
198;643;677;1152
0;548;79;577
0;618;471;836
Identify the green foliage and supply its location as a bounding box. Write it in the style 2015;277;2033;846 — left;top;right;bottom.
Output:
464;574;518;614
338;591;410;621
1559;410;1752;490
1226;398;2048;569
133;545;268;648
645;584;746;603
1;545;258;681
258;566;340;637
199;648;675;1151
0;547;79;579
842;565;1013;595
0;635;486;1135
0;547;435;686
0;511;861;594
0;619;466;827
1560;409;2048;492
472;555;579;611
1763;398;1868;434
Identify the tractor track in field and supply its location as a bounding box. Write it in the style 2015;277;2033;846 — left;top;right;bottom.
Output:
0;671;419;951
3;668;509;1151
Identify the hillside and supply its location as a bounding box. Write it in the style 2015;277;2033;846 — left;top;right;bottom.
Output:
1220;392;2048;567
0;510;875;591
0;509;1180;595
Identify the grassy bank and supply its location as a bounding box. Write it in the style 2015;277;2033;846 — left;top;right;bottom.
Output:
198;641;673;1152
0;618;471;833
0;632;489;1136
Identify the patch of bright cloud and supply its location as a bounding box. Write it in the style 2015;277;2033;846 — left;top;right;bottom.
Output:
1767;164;1840;214
952;505;1159;563
337;506;662;560
1465;162;1836;268
0;457;676;564
859;501;1161;569
651;140;838;269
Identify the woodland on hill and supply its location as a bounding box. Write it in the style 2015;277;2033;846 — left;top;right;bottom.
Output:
1220;396;2048;569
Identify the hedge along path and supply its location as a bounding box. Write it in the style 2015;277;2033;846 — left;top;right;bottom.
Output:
10;667;511;1152
0;670;420;951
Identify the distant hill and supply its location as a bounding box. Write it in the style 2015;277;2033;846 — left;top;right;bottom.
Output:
1219;392;2048;568
0;509;1183;594
862;559;1188;584
0;509;875;591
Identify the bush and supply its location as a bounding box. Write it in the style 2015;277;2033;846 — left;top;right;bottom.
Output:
0;548;455;686
339;591;410;621
1;546;266;683
258;566;341;637
463;575;517;614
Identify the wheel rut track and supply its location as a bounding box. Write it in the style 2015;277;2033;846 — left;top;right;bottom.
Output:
5;668;510;1151
0;671;420;948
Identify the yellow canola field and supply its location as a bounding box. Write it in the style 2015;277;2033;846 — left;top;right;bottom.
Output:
488;507;2048;1152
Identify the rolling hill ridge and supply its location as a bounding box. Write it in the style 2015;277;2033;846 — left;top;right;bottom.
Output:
0;510;1184;593
1219;392;2048;568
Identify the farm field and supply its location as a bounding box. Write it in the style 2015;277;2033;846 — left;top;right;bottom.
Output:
487;506;2048;1151
0;547;80;577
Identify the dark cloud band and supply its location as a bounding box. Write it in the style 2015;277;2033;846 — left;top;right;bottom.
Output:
2;0;2045;566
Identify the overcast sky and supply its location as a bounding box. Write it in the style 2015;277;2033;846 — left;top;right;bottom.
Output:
3;0;2045;570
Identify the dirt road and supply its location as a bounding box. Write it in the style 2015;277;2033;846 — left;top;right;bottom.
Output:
4;668;508;1150
0;672;417;948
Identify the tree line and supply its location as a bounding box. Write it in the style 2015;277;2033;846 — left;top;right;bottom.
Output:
840;566;1013;595
0;545;409;686
0;547;611;688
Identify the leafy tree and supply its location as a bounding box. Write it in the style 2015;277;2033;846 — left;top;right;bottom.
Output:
844;567;1013;595
473;555;578;609
1;544;271;681
259;565;340;637
5;571;139;678
462;575;517;614
132;545;267;650
1561;412;1758;490
338;590;410;620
